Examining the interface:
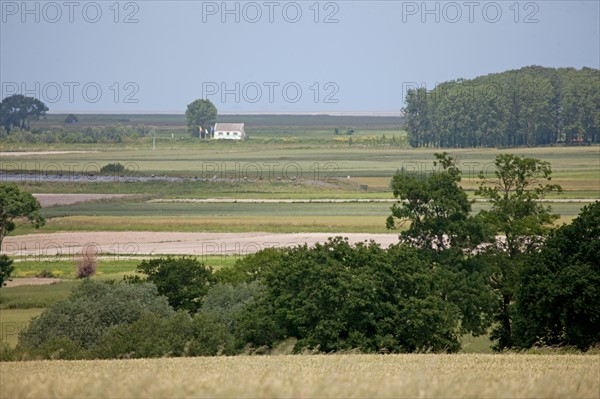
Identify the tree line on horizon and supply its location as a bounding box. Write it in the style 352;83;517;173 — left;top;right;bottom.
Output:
403;66;600;148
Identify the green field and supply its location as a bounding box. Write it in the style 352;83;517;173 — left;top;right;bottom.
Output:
4;146;598;197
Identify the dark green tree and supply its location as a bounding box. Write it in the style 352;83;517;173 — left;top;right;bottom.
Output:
185;99;217;137
0;185;45;286
250;238;465;353
94;311;234;359
0;255;14;287
403;66;600;147
513;201;600;350
0;94;49;132
387;152;487;251
0;184;45;248
64;114;78;124
386;153;495;337
127;256;215;313
476;154;562;349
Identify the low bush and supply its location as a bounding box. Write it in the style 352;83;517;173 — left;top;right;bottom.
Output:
94;312;234;359
18;280;174;351
127;256;215;313
201;281;264;338
75;246;97;279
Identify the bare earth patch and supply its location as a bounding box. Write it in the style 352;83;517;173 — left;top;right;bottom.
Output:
33;193;132;207
2;232;399;257
3;277;63;288
0;151;97;157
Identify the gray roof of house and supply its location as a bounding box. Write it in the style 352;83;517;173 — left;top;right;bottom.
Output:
214;123;245;132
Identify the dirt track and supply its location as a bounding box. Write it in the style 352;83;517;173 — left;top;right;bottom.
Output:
32;193;132;207
0;151;96;156
3;277;63;288
2;232;400;258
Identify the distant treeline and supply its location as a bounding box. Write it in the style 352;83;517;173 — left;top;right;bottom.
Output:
0;125;152;144
404;66;600;148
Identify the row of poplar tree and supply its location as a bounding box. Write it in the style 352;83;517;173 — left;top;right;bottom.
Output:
404;66;600;148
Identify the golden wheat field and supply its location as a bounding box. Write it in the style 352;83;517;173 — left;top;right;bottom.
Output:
1;354;598;398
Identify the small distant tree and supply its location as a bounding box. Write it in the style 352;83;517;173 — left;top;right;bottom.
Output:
64;114;78;124
0;255;14;287
76;246;98;279
0;184;45;248
0;184;45;287
0;94;48;132
100;162;126;174
185;99;217;137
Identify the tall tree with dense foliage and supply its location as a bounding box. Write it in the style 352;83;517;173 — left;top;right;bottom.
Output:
0;94;49;133
127;256;215;313
0;184;45;287
0;184;45;249
403;66;600;147
387;152;487;251
185;99;217;137
386;153;495;337
476;154;562;349
244;238;465;352
513;201;600;350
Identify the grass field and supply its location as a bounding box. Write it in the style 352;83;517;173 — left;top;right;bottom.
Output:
4;146;599;198
1;354;598;398
0;308;44;347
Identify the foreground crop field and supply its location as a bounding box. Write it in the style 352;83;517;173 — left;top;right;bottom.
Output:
1;354;598;398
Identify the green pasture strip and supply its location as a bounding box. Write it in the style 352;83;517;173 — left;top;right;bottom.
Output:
34;200;587;221
10;256;237;279
40;201;393;218
5;197;587;235
0;308;45;347
0;282;77;310
14;215;391;235
4;146;597;198
4;145;597;174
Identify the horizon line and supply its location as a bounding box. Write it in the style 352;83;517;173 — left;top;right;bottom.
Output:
46;111;403;117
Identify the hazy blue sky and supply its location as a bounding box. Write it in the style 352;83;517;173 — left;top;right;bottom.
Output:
1;0;598;113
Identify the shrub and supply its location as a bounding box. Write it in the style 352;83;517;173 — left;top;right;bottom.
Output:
100;162;126;174
513;201;600;350
64;114;78;124
0;255;14;287
35;269;56;278
76;246;97;278
94;312;234;359
129;256;215;313
201;281;264;334
214;248;282;285
18;280;174;351
26;336;88;360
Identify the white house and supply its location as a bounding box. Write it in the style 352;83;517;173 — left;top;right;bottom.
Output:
213;123;246;140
